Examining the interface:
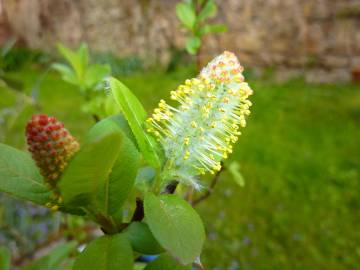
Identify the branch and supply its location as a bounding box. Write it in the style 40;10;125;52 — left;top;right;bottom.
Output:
131;197;144;222
192;165;225;206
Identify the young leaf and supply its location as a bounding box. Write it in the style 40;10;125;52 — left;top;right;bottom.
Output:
144;254;192;270
228;161;245;187
84;64;111;89
144;193;205;265
51;63;78;85
124;222;164;255
78;43;89;76
56;44;84;81
73;234;133;270
0;143;51;205
198;0;217;21
0;246;10;270
109;77;161;168
185;36;201;55
21;242;77;270
176;2;196;30
58;126;123;206
199;24;228;35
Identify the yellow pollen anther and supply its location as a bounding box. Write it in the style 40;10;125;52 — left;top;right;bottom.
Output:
183;150;190;160
184;137;190;145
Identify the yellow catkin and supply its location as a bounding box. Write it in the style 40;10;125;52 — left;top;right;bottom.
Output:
147;51;253;188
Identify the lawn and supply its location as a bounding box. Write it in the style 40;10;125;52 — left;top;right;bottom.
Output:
1;65;360;269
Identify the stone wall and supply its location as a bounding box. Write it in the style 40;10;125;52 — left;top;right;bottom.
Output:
1;0;360;81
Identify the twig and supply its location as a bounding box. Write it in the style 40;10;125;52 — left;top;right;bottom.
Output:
161;180;178;194
192;165;225;206
131;198;144;222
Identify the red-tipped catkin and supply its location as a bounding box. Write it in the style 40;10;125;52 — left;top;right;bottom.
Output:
26;114;79;186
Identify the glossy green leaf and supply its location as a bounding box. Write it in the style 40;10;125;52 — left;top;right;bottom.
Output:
144;193;205;264
106;114;137;145
185;36;201;55
0;246;10;270
176;2;196;30
59;124;123;206
21;242;77;270
199;24;228;35
198;0;217;21
125;222;164;255
144;254;192;270
96;116;140;217
0;143;51;205
109;77;160;168
73;234;133;270
228;161;245;187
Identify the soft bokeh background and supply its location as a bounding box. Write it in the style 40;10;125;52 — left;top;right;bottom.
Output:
0;0;359;269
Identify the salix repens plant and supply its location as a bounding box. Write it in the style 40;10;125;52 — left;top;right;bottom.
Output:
0;51;252;270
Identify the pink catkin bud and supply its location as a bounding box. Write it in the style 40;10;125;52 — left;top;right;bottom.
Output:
25;114;79;186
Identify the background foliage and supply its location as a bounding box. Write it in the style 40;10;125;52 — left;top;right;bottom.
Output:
0;52;359;268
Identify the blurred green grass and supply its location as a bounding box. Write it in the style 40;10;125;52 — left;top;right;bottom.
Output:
1;66;360;269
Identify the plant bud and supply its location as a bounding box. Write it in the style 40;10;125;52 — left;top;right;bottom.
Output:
25;114;79;186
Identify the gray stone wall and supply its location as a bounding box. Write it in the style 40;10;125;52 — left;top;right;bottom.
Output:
1;0;360;81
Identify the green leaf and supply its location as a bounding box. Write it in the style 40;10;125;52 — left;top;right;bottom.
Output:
109;77;161;168
228;161;245;187
144;193;205;264
185;36;201;55
78;43;89;75
176;2;196;30
59;123;123;206
51;63;78;85
135;166;156;192
96;116;140;217
198;0;217;21
0;143;51;205
199;24;228;35
0;246;10;270
84;64;111;89
56;44;84;81
21;242;77;270
144;254;192;270
73;234;133;270
106;114;137;145
124;222;164;255
134;263;146;270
